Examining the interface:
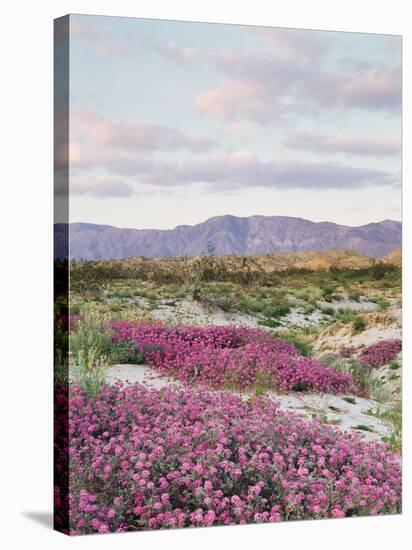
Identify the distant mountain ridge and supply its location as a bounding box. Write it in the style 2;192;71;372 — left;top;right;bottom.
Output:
54;215;402;260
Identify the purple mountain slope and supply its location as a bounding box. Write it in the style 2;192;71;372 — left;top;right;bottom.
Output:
54;215;402;260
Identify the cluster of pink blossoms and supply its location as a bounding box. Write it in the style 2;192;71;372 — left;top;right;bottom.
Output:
359;339;401;367
62;383;401;535
110;322;355;394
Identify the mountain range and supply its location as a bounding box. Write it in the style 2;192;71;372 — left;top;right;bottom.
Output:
54;215;402;260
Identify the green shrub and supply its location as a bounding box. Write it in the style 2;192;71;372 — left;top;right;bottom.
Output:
377;298;390;311
321;306;334;316
110;341;145;364
354;424;374;432
327;357;372;394
258;318;282;328
371;262;387;280
70;308;112;360
263;303;291;318
352;317;366;334
71;348;108;397
303;304;316;315
335;308;357;323
69;306;112;395
281;335;313;357
318;352;340;368
322;287;335;301
240;296;264;313
342;396;356;405
348;291;361;302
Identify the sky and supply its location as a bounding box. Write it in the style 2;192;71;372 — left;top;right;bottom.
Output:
56;15;401;229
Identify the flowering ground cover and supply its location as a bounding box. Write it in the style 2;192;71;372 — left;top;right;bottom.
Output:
338;339;401;368
62;382;401;535
359;339;402;367
109;322;355;394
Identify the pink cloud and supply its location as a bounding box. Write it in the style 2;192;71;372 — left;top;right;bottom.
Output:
284;132;401;157
129;152;398;191
193;49;400;124
251;26;329;60
70;175;134;198
70;19;128;57
195;81;287;124
71;108;216;153
156;40;199;65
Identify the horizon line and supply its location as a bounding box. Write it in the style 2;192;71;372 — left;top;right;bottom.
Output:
56;213;402;232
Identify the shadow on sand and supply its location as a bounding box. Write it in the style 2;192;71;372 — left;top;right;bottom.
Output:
22;511;53;529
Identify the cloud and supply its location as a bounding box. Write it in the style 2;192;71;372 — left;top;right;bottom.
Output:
251;26;329;60
284;132;401;157
71;108;216;153
129;151;398;191
306;66;401;112
194;52;401;124
155;30;400;125
60;108;217;173
195;81;287;125
156;40;200;65
70;176;134;198
70;19;128;57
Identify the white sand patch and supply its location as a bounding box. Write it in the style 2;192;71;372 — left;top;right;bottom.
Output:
315;324;401;352
281;307;324;328
314;305;401;352
318;298;379;312
266;392;391;442
105;364;179;390
150;298;259;327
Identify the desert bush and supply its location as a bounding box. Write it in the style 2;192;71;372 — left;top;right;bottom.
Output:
318;352;340;368
200;292;236;312
379;402;402;452
258;318;282;328
348;291;361;302
263;304;291;318
110;341;145;364
70;348;108;397
321;356;372;396
371;262;388;280
303;304;316;315
352;317;366;334
322;287;335;301
68;306;113;395
69;307;112;361
278;332;314;358
334;308;358;323
374;298;391;311
239;296;264;313
345;359;373;395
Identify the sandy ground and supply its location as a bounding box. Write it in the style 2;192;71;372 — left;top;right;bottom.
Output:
318;297;379;312
150;298;260;327
281;308;324;328
133;295;383;330
266;392;391;441
105;363;391;442
105;363;178;390
315;314;401;352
